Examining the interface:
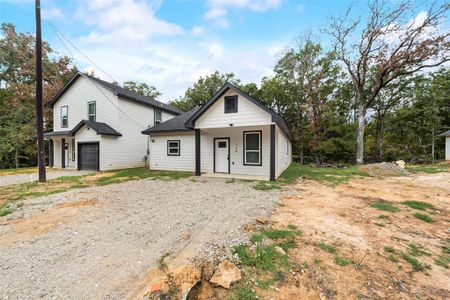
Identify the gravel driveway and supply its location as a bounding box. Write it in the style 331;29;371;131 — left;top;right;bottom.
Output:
0;169;91;187
0;178;281;299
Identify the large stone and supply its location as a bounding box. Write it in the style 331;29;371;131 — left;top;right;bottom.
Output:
395;160;406;169
209;260;241;289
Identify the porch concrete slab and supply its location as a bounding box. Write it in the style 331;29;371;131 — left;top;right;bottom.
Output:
202;172;268;181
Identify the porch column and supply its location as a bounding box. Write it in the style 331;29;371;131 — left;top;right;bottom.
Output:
49;139;54;167
61;138;65;168
195;129;201;176
270;124;275;181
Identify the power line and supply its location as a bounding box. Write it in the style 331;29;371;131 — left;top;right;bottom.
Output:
47;22;148;129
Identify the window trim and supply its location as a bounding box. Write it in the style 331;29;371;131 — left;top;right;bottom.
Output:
224;95;238;114
61;105;68;128
167;140;180;156
243;130;262;166
88;101;96;122
72;139;76;161
154;109;162;126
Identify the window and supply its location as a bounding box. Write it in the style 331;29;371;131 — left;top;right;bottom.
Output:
244;131;261;165
286;140;289;155
224;95;238;113
61;106;68;128
167;140;180;156
88;101;96;122
72;139;75;161
218;141;227;148
154;110;162;126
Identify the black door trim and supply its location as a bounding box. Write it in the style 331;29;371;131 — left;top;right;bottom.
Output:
77;141;100;171
213;137;230;174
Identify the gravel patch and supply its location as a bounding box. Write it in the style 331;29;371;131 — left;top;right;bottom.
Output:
0;177;282;299
0;170;91;187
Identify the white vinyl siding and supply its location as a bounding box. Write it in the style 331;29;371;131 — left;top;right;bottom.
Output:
195;89;272;129
150;133;195;172
275;126;292;178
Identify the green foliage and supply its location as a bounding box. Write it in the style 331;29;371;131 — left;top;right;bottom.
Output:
122;81;161;99
408;244;431;257
370;202;400;213
402;201;434;210
413;213;433;223
400;253;430;272
384;246;396;253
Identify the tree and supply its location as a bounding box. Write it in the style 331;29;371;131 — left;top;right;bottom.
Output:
169;71;241;111
372;78;412;161
122;81;161;99
0;23;75;168
327;0;450;164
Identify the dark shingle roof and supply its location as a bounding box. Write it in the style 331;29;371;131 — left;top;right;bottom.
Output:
70;120;122;136
49;72;182;115
43;130;71;137
142;108;200;134
439;130;450;137
185;83;293;140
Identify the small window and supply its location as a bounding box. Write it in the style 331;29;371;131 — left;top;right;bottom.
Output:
244;131;261;165
61;106;68;128
218;141;227;148
88;101;96;122
286;140;289;155
224;95;238;113
72;139;75;161
154;110;162;126
167;140;180;156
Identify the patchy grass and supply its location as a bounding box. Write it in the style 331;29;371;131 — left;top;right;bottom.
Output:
402;200;434;211
0;167;37;175
370;202;401;213
278;163;370;186
334;255;351;266
253;181;282;191
229;225;299;297
374;222;385;227
158;252;170;270
406;163;450;174
378;214;388;219
314;241;337;254
413;213;433;223
384;246;396;253
0;168;192;217
408;244;431;257
400;253;430;272
435;255;450;268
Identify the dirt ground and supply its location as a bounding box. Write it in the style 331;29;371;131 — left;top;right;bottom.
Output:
267;172;450;299
0;178;281;299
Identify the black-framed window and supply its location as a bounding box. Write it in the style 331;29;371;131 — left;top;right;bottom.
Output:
61;106;68;128
244;131;261;165
72;139;75;161
224;95;238;113
88;101;96;122
154;110;162;125
167;140;180;156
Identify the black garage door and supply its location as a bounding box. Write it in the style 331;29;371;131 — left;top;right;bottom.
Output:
78;143;99;171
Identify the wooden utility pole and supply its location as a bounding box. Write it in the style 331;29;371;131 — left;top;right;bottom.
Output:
35;0;46;182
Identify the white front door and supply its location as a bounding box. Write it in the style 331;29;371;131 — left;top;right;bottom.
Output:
64;143;69;167
215;138;229;173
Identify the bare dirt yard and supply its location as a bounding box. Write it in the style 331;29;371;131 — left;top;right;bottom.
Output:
0;177;282;299
207;169;449;300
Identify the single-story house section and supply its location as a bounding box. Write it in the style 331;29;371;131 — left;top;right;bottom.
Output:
440;130;450;160
142;83;292;180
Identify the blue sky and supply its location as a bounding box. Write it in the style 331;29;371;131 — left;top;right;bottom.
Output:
0;0;445;101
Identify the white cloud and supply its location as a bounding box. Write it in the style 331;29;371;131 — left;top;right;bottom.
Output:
76;0;183;45
204;0;282;28
191;26;206;36
42;7;65;20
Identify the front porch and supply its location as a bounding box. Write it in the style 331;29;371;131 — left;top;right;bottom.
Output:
195;124;276;181
44;132;75;170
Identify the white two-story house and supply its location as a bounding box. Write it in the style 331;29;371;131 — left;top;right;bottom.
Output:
44;72;182;171
142;83;292;181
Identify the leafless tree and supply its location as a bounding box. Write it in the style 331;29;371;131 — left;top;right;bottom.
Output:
326;0;449;164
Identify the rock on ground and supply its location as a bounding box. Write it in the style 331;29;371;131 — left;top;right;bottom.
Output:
209;259;242;289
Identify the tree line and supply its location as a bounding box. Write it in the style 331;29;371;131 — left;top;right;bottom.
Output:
0;0;449;169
